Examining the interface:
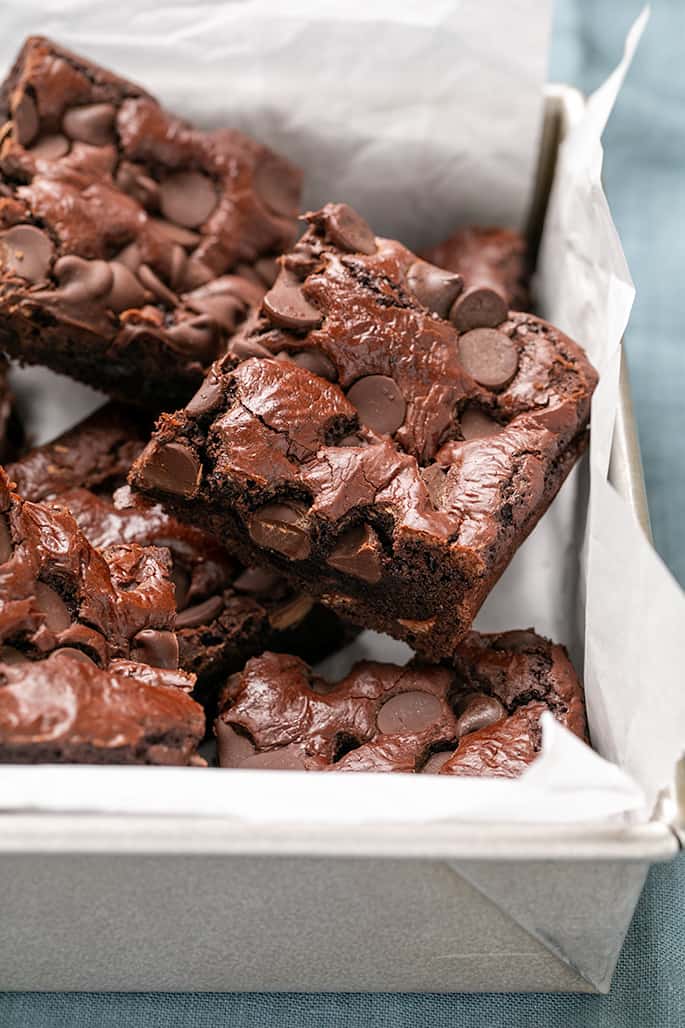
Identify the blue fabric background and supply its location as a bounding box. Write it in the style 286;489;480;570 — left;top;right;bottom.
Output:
1;0;683;1023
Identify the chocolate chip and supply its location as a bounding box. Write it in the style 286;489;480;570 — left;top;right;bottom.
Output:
449;286;507;332
216;721;256;767
458;328;519;390
460;408;504;440
62;103;116;146
116;242;142;272
53;256;114;302
289;349;337;381
186;288;250;332
263;269;322;331
241;746;306;770
34;582;71;632
57;623;108;664
185;371;223;416
182;258;215;289
159;171;217;229
12;93;39;146
140;442;202;497
175;594;224;629
248;501;311;560
254;257;279;287
325;203;377;255
376;691;443;734
407;260;463;318
138;264;179;307
169;245;188;290
166;316;217;360
232;567;280;594
420;463;447;507
346;375;406;435
0;225;54;284
456;693;505;736
149;218;201;249
327;524;382;583
106;261;147;313
131;628;179;669
421;750;453;774
254;155;300;217
28;134;70;160
230;338;273;360
268;594;314;630
235;263;265;287
51;647;95;665
0;513;12;563
116;162;160;208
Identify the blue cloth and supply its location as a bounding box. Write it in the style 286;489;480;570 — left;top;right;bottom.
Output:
1;0;683;1023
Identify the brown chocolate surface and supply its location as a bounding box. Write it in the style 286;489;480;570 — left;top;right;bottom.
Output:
131;203;598;659
423;226;530;312
0;36;301;408
215;629;587;775
8;405;353;682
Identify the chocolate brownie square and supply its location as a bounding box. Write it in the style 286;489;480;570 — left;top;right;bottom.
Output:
0;36;301;408
8;404;354;684
0;465;204;763
130;203;598;659
215;629;587;776
423;225;530;314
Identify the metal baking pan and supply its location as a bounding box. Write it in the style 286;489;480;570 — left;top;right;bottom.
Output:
0;85;678;995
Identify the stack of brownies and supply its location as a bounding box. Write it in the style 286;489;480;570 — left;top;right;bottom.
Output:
0;37;595;776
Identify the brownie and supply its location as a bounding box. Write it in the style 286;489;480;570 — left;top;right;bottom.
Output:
8;404;354;684
423;225;530;312
0;36;302;408
130;203;598;660
215;629;587;775
0;648;205;765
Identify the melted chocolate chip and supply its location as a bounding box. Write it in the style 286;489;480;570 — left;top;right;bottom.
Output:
263;270;322;331
139;442;201;497
230;338;273;360
460;408;504;440
268;594;314;630
456;693;505;735
62;103;116;146
449;286;507;332
254;155;300;217
327;524;382;583
289;349;337;381
185;371;223;416
407;260;463;318
216;721;256;767
34;582;71;632
420;464;447;507
12;93;39;147
116;242;142;272
248;501;311;560
458;328;519;390
159;171;217;229
240;746;306;770
346;375;406;435
421;749;453;774
106;261;147;313
149;218;201;249
254;257;279;287
0;225;54;284
166;316;217;360
175;595;224;629
376;691;443;734
232;567;280;594
53;256;113;302
130;629;179;669
324;203;377;255
28;134;70;160
138;264;179;307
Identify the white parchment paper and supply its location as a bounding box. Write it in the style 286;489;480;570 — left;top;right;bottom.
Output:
1;4;682;827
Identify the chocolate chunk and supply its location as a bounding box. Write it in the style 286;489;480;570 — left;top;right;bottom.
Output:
407;260;463;318
232;567;280;594
175;595;224;629
0;225;54;284
327;524;382;583
159;171;217;229
62;103;116;146
106;261;147;313
249;501;311;560
12;93;38;146
216;721;256;767
254;155;300;217
456;693;505;735
324;203;377;255
449;286;507;332
53;256;114;302
138;264;179;307
185;372;223;416
458;328;519;390
376;691;443;734
34;582;71;632
131;628;179;669
346;375;406;435
268;593;314;630
241;746;306;770
263;270;322;330
289;349;337;381
421;750;453;774
460;408;504;440
139;442;201;497
0;514;12;563
28;134;70;160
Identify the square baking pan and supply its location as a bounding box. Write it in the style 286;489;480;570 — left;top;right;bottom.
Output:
0;84;680;995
